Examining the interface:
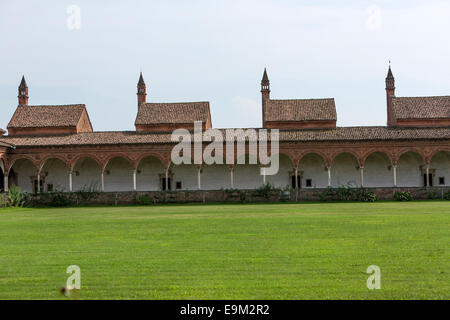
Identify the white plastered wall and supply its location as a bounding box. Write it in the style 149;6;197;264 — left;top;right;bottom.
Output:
430;151;450;186
397;152;423;187
171;164;198;190
364;152;394;187
104;157;133;192
266;154;292;188
299;153;328;188
198;164;231;190
331;153;361;187
136;157;165;191
10;159;36;193
72;158;101;191
41;159;69;192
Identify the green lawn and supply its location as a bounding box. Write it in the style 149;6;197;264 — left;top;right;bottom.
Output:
0;202;449;300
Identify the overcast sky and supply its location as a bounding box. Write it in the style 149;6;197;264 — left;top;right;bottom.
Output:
1;0;449;131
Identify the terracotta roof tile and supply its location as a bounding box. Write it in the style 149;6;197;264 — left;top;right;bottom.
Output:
135;102;211;125
1;127;448;147
392;96;450;120
265;99;337;122
7;104;87;128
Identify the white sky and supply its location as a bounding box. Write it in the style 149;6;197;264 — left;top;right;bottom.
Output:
1;0;449;131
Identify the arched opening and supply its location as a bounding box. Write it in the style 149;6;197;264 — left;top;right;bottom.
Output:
429;151;450;187
265;153;293;189
331;153;360;187
104;157;133;192
8;158;38;193
136;156;165;191
364;152;393;187
72;157;101;191
234;153;261;189
40;158;69;192
298;153;328;188
397;151;425;187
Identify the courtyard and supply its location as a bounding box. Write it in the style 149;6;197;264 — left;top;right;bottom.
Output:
0;201;448;299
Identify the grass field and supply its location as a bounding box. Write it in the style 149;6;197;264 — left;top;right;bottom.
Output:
0;201;449;300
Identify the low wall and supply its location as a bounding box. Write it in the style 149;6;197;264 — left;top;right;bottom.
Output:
23;187;450;206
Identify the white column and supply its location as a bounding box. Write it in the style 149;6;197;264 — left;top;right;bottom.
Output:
133;170;137;191
230;166;234;189
37;172;41;193
4;173;8;193
327;166;331;187
69;171;73;192
393;165;397;187
360;167;364;187
197;166;201;190
101;171;105;191
262;166;266;184
426;165;430;187
165;168;169;191
295;167;298;190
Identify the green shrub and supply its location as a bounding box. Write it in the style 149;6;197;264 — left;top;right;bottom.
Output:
394;191;413;201
224;189;246;203
444;191;450;200
136;194;153;205
49;192;73;207
74;183;100;204
279;185;291;202
6;185;29;207
426;189;439;200
317;186;377;202
252;182;279;199
358;190;377;202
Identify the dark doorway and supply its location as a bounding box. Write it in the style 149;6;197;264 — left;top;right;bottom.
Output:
161;177;172;191
33;179;44;194
291;175;301;189
423;173;433;187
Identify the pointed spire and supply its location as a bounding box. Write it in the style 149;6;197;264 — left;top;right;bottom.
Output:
385;64;395;90
19;75;27;89
138;72;145;87
261;68;269;84
137;72;147;106
386;65;394;79
18;75;29;105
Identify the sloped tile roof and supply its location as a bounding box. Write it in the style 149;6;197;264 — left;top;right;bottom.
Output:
392;96;450;120
265;99;337;122
1;127;448;147
135;102;211;125
0;128;5;135
7;104;87;128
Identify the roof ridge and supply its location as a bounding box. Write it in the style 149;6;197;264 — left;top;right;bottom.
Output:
19;104;86;107
142;101;210;105
393;95;450;99
269;98;335;101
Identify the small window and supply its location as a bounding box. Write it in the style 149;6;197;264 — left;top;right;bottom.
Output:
306;179;312;187
47;184;53;192
439;177;445;185
176;181;182;190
